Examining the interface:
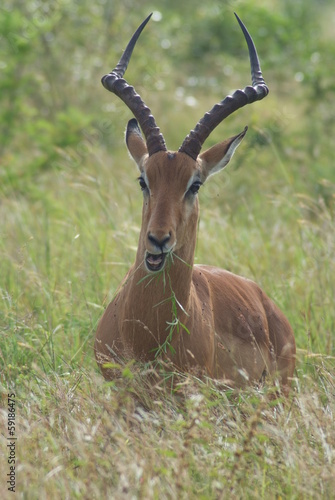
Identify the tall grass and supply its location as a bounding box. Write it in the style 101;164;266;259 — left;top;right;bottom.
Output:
1;361;334;498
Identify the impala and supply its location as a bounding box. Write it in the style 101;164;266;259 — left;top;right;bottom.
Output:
95;13;296;392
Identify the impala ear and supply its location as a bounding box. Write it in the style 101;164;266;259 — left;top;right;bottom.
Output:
126;118;148;168
199;126;247;181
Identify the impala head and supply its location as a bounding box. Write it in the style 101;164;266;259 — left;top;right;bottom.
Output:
102;13;269;273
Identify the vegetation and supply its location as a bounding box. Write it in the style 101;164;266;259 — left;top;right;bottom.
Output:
1;0;334;497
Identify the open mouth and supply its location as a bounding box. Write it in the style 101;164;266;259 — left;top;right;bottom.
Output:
145;252;167;272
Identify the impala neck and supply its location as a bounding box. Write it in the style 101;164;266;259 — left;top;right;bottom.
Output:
119;223;197;357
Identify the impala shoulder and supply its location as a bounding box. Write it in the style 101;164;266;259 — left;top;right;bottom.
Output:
193;264;270;305
194;264;254;284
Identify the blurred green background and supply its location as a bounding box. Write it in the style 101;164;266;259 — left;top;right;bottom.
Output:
1;0;334;381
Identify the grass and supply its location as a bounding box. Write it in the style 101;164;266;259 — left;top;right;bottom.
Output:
1;357;334;498
1;0;335;496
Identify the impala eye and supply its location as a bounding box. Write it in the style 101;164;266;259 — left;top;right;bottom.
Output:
138;177;148;191
188;181;202;195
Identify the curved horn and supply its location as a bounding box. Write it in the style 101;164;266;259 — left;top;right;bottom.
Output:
101;14;167;156
179;13;269;160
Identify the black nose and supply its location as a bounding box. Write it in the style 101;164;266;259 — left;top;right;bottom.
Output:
148;232;171;250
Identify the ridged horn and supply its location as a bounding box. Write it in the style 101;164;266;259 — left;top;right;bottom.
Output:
178;13;269;160
101;14;167;156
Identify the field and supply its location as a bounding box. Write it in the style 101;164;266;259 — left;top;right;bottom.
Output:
1;0;334;497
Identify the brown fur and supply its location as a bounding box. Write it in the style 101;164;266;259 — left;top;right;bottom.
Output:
95;137;296;393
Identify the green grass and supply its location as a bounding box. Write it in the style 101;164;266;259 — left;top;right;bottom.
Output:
1;0;335;497
1;359;334;498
